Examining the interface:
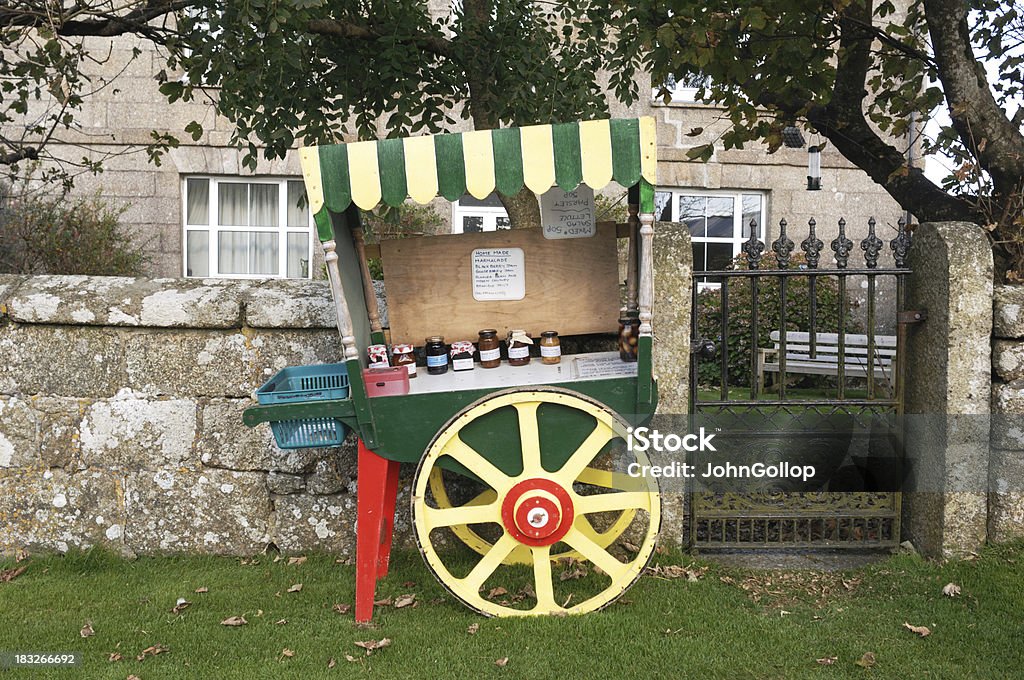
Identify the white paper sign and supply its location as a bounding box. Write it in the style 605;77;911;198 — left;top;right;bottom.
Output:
573;355;639;379
540;185;596;239
471;248;526;301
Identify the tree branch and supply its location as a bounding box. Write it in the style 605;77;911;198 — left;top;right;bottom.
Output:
0;1;192;39
306;18;454;59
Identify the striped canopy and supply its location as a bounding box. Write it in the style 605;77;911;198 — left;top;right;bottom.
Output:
299;117;657;220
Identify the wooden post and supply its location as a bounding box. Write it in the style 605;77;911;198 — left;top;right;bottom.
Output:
322;239;360;361
351;225;383;335
626;203;640;314
638;213;655;335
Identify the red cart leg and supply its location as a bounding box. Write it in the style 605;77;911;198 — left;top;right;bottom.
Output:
355;439;401;623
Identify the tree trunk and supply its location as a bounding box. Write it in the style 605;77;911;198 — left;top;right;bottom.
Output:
499;188;541;230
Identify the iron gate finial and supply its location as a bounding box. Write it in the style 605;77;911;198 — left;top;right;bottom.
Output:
801;218;824;268
890;217;912;268
772;219;795;269
861;217;884;269
831;218;853;269
742;221;765;270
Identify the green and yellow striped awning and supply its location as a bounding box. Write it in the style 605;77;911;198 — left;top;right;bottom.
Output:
299;117;657;226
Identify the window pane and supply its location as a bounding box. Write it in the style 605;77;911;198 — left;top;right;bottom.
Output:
706;196;734;237
706;243;734;271
679;195;705;237
186;179;209;226
496;216;511;230
218;183;248;226
250;183;278;227
186;230;209;277
287;181;309;227
218;231;248;274
654;191;672;222
692;243;706;271
463;216;484;233
287;232;309;278
250;232;278;274
742;194;762;238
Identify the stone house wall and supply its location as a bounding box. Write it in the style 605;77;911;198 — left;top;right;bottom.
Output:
0;274;382;557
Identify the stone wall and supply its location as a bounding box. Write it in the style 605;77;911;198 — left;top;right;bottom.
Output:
989;286;1024;542
0;274;385;557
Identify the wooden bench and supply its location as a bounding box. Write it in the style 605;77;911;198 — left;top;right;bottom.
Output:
756;331;896;391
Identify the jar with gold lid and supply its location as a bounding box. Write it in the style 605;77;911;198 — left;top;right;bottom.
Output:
539;331;561;365
478;329;501;368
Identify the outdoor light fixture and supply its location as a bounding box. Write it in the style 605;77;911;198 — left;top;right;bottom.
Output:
807;145;821;190
782;126;805;148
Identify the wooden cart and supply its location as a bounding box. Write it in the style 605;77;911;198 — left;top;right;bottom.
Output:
244;117;662;620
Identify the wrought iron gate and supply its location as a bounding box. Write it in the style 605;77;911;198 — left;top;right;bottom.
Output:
688;217;917;549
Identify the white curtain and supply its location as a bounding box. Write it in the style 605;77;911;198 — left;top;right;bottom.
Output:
186;178;209;225
218;232;278;275
250;183;278;227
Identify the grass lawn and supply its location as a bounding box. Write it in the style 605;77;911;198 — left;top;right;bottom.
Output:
1;542;1022;679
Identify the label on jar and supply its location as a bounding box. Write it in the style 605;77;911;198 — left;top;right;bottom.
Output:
403;363;417;376
426;354;448;368
479;348;501;362
452;357;474;371
508;345;530;360
540;345;561;358
368;359;390;369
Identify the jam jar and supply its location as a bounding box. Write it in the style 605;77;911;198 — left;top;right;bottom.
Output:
539;330;561;365
507;329;533;366
367;344;390;369
425;336;449;375
450;341;475;371
618;313;640;362
392;343;416;378
478;329;501;368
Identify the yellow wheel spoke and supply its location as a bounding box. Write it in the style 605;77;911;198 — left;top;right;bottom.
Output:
423;502;500;529
460;533;518;592
562;527;630;581
514;401;542;475
576;491;652;515
442;436;509;492
576;466;647;492
561;420;616;481
531;545;558;613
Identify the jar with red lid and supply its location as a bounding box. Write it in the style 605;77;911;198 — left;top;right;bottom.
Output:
507;329;533;366
367;344;390;369
450;341;475;371
618;314;640;362
478;329;500;368
392;343;416;378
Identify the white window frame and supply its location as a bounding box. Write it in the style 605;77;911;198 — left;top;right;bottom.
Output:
182;176;314;280
451;198;511;234
656;188;767;289
653;73;712;104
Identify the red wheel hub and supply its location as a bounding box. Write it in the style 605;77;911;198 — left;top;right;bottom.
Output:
501;478;574;546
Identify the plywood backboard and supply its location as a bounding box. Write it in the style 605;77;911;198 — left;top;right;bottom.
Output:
381;225;620;344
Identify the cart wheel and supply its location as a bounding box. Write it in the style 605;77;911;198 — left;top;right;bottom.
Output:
412;389;660;616
428;466;639;565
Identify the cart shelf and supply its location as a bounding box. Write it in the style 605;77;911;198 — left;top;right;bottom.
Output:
403;351;636;396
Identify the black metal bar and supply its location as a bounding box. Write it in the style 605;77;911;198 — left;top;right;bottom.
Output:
750;275;760;400
720;278;729;401
866;274;877;398
704;268;909;278
695;399;900;407
837;273;847;400
802;218;823;359
773;220;794;401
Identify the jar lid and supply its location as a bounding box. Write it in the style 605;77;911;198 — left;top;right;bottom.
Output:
478;329;498;338
450;341;475;354
541;330;558;338
508;329;533;345
426;336;445;343
392;343;413;353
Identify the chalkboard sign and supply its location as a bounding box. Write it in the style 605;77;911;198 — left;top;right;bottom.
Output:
540;186;596;239
471;247;526;301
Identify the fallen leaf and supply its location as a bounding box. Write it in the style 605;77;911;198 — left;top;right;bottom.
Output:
80;623;95;638
288;556;307;566
108;652;123;662
402;580;417;588
374;596;393;607
486;587;507;599
280;648;295;659
622;541;640;552
328;657;336;668
275;619;287;625
220;616;248;627
332;603;352;615
354;638;392;655
816;656;838;665
335;557;353;565
170;598;191;615
127;675;142;680
344;654;358;662
903;622;931;637
655;545;668;555
194;586;209;594
0;566;27;582
495;656;509;668
855;652;876;668
467;623;480;635
287;583;303;593
942;583;961;597
15;548;30;562
136;644;169;661
393;594;416;609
